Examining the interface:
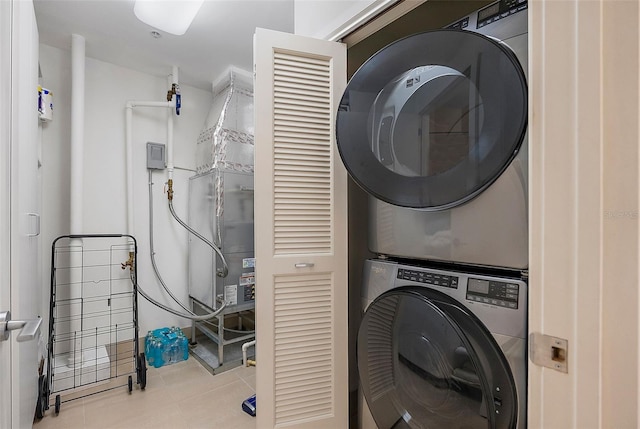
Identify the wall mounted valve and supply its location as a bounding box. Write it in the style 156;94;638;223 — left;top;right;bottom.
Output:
166;83;181;115
121;252;135;271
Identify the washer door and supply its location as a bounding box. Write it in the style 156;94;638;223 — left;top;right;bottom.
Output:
337;30;527;209
358;288;517;429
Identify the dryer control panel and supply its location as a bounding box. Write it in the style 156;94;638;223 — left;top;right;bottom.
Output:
466;278;519;309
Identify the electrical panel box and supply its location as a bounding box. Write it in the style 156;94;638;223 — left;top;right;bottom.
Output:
146;142;166;170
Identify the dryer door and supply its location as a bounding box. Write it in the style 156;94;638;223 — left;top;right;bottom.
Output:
337;30;527;210
358;287;518;429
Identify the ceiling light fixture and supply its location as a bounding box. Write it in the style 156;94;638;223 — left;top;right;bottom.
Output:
134;0;204;36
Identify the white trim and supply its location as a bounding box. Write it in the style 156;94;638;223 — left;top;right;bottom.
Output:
323;0;402;42
340;0;427;47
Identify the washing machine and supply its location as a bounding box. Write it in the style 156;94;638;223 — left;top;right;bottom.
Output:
337;0;529;269
358;258;527;429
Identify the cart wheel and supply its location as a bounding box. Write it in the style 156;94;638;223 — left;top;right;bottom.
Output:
128;375;133;393
54;394;60;415
35;375;45;419
138;353;147;390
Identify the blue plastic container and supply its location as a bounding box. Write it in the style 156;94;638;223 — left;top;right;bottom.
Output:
242;394;256;417
144;327;189;368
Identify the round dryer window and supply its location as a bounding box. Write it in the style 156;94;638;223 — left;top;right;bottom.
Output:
358;288;518;429
336;30;528;209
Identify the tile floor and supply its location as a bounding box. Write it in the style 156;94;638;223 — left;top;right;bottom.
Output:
33;357;257;429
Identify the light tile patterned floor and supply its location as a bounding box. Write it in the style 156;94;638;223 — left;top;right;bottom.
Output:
33;358;257;429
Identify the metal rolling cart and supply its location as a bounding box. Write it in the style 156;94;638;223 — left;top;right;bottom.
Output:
41;234;147;415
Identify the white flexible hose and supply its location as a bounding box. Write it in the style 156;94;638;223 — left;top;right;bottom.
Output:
148;171;191;313
139;170;226;321
167;189;229;278
132;271;226;321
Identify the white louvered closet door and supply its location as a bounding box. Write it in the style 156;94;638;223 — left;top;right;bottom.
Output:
253;28;348;429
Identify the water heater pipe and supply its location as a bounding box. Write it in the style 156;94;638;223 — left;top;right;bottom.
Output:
166;100;174;181
70;34;85;235
167;65;179;181
171;65;179;87
68;34;86;366
242;340;256;366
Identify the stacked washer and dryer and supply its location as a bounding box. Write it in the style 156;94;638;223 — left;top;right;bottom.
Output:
336;1;529;428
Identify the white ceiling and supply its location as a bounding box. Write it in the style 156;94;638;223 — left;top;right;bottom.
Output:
33;0;295;91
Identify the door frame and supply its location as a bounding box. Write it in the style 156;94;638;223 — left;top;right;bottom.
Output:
0;0;13;426
1;1;42;427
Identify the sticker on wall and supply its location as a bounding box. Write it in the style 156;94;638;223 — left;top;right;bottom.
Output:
224;284;238;306
242;258;256;269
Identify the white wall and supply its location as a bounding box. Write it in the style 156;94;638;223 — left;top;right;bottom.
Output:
39;44;213;335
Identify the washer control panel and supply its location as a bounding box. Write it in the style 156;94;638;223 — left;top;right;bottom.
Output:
367;259;527;338
397;268;459;289
476;0;528;29
466;278;519;309
391;262;522;310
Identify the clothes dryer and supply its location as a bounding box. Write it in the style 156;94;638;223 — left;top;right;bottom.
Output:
359;259;527;429
337;0;529;269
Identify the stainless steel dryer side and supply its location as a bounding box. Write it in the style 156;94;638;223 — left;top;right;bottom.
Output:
336;1;529;270
369;7;528;269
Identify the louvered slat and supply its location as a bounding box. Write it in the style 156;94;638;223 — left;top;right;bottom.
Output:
274;213;330;219
274;273;333;424
274;163;329;173
274;55;332;71
275;147;330;156
273;51;332;256
275;108;331;120
275;201;331;208
275;99;329;111
274;167;330;174
276;351;332;366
